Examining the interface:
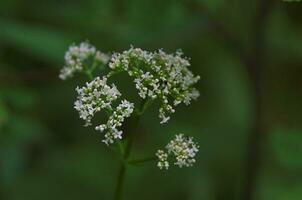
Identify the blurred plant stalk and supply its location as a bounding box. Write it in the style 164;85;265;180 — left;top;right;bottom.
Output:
114;99;150;200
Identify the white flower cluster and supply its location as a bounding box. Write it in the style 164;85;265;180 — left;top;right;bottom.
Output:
74;76;134;144
59;42;109;80
60;42;201;158
95;100;134;145
156;134;199;169
74;76;121;126
109;47;200;123
156;150;169;170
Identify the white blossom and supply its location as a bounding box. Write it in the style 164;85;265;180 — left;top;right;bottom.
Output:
74;76;121;126
59;41;109;80
61;43;200;152
108;47;200;124
95;100;134;145
156;150;169;170
75;76;134;144
95;51;110;64
156;134;199;169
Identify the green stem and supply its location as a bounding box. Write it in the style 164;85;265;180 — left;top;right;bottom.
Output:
85;70;93;80
84;58;98;80
114;164;126;200
113;98;150;200
123;115;141;159
117;140;125;157
128;156;157;165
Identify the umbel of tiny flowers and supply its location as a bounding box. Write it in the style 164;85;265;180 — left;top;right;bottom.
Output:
74;76;134;144
60;41;200;200
95;100;134;145
59;41;109;80
108;47;200;124
156;134;199;169
156;150;169;170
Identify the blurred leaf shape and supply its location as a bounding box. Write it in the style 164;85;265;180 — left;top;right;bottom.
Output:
0;98;9;128
267;8;302;63
271;128;302;170
258;168;302;200
1;115;48;187
0;87;47;188
0;19;74;64
198;0;225;12
0;87;37;111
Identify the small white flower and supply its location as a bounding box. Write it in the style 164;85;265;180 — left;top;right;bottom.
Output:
59;41;109;80
156;134;199;169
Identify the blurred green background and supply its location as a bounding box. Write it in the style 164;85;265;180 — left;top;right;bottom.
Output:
0;0;302;199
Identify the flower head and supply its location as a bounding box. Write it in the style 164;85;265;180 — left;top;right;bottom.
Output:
74;76;134;144
109;47;200;123
156;134;199;169
59;41;109;80
74;76;121;126
156;150;169;170
95;100;134;145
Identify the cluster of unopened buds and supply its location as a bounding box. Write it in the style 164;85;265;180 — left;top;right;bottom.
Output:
60;41;200;169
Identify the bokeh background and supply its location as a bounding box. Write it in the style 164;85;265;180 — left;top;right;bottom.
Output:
1;0;302;199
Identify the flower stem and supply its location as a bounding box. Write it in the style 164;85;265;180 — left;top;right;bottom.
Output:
113;98;150;200
128;156;157;165
114;163;126;200
85;70;93;80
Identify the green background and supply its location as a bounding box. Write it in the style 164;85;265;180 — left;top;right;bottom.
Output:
0;0;302;199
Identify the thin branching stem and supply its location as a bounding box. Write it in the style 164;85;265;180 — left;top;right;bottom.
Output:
128;156;157;166
114;98;150;200
114;163;126;200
